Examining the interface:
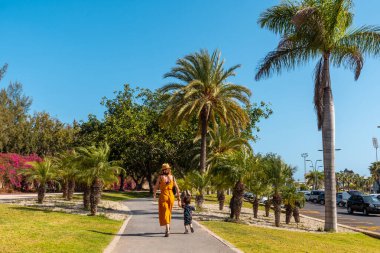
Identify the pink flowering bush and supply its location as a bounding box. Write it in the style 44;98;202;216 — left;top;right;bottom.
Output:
0;153;42;192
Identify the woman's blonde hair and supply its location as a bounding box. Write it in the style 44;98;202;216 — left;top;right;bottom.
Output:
161;163;172;174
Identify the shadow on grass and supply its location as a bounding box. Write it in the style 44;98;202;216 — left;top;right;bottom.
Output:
10;206;55;213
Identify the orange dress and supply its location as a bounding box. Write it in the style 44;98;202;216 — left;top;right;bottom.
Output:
158;177;174;226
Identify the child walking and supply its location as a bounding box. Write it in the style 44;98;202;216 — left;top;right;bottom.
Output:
182;195;195;234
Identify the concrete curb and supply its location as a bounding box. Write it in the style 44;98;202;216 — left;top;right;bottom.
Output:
103;204;133;253
299;213;380;239
193;220;243;253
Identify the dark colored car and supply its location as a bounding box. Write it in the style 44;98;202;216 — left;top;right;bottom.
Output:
347;195;380;215
309;190;324;203
317;193;325;205
243;192;255;202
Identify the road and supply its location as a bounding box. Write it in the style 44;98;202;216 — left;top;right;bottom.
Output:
301;202;380;233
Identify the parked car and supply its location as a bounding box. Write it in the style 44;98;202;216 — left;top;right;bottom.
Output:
340;191;362;207
317;193;325;205
259;196;268;204
309;190;324;203
347;195;380;215
298;190;311;201
370;194;380;200
243;192;254;201
337;193;344;207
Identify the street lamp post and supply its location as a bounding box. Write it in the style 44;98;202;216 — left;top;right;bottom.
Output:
301;153;308;182
373;137;378;162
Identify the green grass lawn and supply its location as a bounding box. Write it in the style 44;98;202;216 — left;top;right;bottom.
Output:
101;190;152;201
204;194;265;211
201;221;379;253
0;204;122;253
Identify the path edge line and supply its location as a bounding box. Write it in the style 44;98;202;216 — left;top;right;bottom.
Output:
193;220;244;253
103;204;132;253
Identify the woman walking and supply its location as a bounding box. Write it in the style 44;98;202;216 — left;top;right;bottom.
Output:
153;163;181;237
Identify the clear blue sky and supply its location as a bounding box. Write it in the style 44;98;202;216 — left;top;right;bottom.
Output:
1;0;380;180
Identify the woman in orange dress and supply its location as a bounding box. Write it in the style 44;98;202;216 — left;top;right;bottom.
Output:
153;163;181;237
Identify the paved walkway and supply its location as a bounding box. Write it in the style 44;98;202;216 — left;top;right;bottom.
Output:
0;193;67;202
111;198;235;253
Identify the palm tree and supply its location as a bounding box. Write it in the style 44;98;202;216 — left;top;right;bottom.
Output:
55;150;78;201
256;0;380;231
282;185;305;224
369;162;380;193
160;49;251;173
23;159;56;203
245;154;271;218
305;170;324;190
184;170;212;209
76;144;120;215
207;124;251;210
263;154;294;227
215;147;254;221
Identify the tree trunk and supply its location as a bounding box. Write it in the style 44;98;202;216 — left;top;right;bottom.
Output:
147;174;154;194
253;197;259;219
200;108;208;173
285;204;292;224
293;206;300;223
83;185;90;210
37;184;46;204
264;199;271;217
273;194;282;227
229;180;244;220
90;178;102;215
322;55;337;232
119;172;125;191
67;178;75;201
217;190;225;210
62;180;68;199
195;194;204;209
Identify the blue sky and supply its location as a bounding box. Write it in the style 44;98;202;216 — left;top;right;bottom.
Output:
1;0;380;180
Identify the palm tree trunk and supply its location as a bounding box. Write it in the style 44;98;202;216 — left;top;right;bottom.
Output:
83;185;90;210
67;178;75;201
293;205;300;223
229;180;244;220
195;194;204;209
253;196;259;219
264;199;271;217
37;184;46;204
285;204;292;224
62;180;68;199
200;108;208;174
322;54;337;232
119;172;125;191
90;178;102;215
217;190;225;210
273;194;282;227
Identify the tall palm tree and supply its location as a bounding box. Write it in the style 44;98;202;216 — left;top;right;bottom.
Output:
76;144;120;215
160;49;251;173
23;159;56;203
256;0;380;231
263;154;294;227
